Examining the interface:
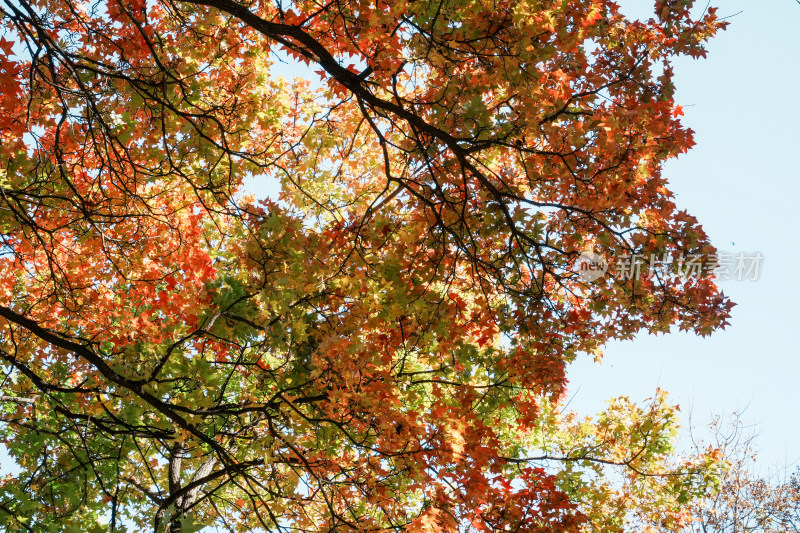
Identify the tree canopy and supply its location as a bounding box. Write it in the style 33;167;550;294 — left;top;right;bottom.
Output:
0;0;733;530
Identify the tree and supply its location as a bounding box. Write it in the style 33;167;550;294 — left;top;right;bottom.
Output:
0;0;732;530
518;390;728;532
681;414;800;532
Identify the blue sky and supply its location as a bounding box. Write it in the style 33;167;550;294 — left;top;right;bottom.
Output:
566;0;800;468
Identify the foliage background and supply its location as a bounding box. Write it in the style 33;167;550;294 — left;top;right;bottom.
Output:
3;0;794;487
0;0;796;529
